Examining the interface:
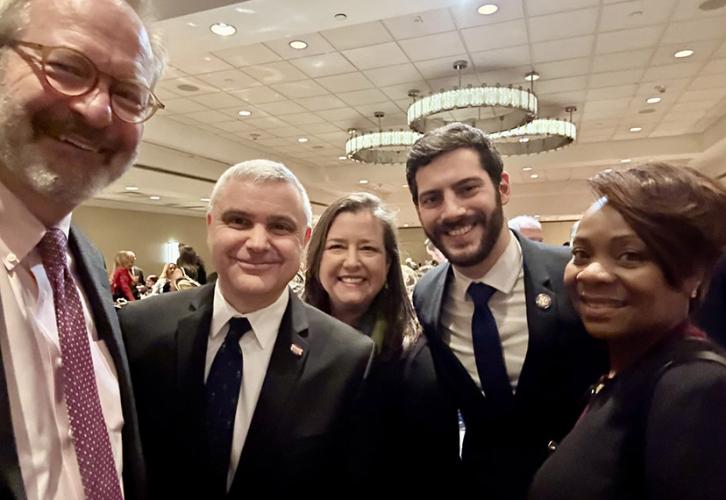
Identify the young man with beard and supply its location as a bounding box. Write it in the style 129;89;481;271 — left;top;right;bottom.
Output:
376;123;607;498
119;160;374;498
0;0;165;498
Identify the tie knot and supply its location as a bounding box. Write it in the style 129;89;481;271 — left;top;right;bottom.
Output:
226;317;252;344
37;228;69;271
468;282;497;306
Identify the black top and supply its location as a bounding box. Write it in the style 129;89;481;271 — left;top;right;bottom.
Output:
529;333;726;500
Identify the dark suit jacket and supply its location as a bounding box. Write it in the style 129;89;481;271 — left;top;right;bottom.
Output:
379;234;607;498
119;284;374;498
0;226;146;500
697;252;726;348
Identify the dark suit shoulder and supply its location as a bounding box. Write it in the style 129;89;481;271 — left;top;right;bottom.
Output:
300;301;374;356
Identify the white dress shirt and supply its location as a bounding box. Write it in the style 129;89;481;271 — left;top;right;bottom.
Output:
0;181;124;500
207;283;289;489
441;232;529;393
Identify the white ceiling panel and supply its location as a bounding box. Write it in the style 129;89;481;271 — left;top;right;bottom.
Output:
461;20;529;53
525;0;598;17
450;0;525;29
195;69;262;92
535;75;588;94
532;36;595;63
337;88;390;106
342;42;410;70
241;61;309;84
595;26;664;54
535;57;591;79
190;92;244;109
586;84;638;100
383;8;456;39
282;112;328;126
650;40;720;66
399;32;467;61
296;94;348;111
661;17;726;44
642;62;702;82
271;80;329;99
163;98;207;114
289;53;358;78
592;49;654;73
415;55;472;80
316;72;374;92
213;43;282;67
470;45;532;70
589;69;644;88
320;21;392;51
364;63;425;87
599;0;677;32
228;86;286;104
255;100;308;115
528;8;599;42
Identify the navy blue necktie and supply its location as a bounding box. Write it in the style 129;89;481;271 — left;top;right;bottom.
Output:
467;282;513;408
205;317;251;495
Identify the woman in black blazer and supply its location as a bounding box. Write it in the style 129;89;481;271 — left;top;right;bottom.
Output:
529;162;726;500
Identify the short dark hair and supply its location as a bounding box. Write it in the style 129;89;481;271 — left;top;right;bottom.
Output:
589;162;726;298
304;192;417;360
406;122;504;205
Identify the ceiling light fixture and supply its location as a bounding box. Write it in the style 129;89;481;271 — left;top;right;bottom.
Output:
477;3;499;15
125;186;139;191
489;106;577;155
210;22;237;37
238;110;252;117
149;195;161;200
297;137;309;143
407;60;537;134
186;22;198;27
200;197;210;202
345;111;422;164
530;174;539;179
629;126;643;132
289;40;308;50
334;13;348;21
646;96;662;104
359;179;369;184
621;158;632;163
524;71;540;82
338;156;347;160
674;49;694;58
522;166;533;172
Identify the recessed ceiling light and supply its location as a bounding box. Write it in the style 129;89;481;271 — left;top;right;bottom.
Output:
477;3;499;15
522;166;533;171
604;168;614;173
297;137;309;143
359;179;369;184
289;40;308;50
338;156;347;160
402;184;408;188
203;56;212;62
149;195;161;200
524;71;540;82
621;158;632;163
674;49;694;58
186;22;197;28
646;96;662;104
629;127;643;132
519;137;530;143
210;22;237;37
125;186;139;191
404;224;410;227
238;110;251;117
530;174;539;179
200;197;210;202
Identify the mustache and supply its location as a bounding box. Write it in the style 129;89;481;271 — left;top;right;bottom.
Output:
33;110;108;145
434;213;487;237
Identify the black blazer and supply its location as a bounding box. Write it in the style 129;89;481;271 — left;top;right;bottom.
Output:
0;226;146;500
697;252;726;348
377;234;607;498
119;284;374;498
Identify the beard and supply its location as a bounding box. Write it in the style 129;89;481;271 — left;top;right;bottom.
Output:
0;82;137;208
423;191;505;268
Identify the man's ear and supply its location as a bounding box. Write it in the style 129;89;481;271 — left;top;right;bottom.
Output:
304;226;312;245
499;171;511;206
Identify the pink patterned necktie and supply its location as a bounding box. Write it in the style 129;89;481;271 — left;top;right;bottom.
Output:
37;228;123;500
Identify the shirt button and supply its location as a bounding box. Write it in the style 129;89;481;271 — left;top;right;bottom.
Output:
547;440;558;451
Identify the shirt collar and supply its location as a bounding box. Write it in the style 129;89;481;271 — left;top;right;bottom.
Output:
211;283;290;350
451;231;523;300
0;180;71;271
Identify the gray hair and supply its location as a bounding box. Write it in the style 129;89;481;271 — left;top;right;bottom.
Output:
508;215;542;231
0;0;167;84
209;159;313;228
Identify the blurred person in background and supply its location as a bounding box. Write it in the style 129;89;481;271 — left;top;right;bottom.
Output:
111;250;136;302
508;215;544;243
529;163;726;500
177;244;207;284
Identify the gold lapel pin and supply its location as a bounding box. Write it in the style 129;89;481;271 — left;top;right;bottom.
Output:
535;293;552;310
290;344;304;357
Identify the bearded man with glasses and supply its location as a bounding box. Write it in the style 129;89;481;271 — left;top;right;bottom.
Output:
0;0;165;499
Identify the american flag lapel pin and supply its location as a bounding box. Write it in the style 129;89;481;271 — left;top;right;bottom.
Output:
290;343;304;357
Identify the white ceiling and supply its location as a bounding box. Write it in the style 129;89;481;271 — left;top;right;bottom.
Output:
93;0;726;226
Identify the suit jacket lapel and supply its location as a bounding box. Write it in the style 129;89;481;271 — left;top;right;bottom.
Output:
175;285;215;467
516;235;561;400
230;291;309;492
69;226;147;498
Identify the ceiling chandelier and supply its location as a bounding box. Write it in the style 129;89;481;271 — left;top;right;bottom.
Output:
489;106;577;155
407;60;537;134
345;111;422;164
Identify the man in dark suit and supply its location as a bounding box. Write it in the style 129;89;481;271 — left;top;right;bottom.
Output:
391;123;607;498
0;0;165;498
120;160;374;498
